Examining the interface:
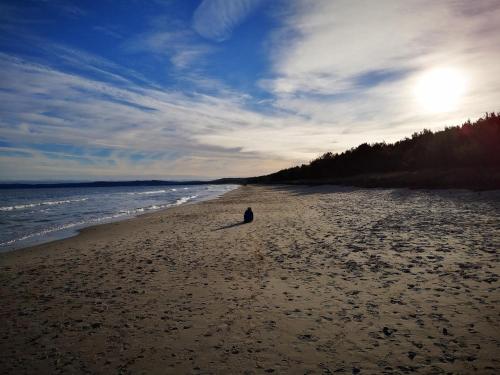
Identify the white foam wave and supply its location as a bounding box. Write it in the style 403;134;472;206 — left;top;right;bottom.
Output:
174;195;198;205
0;210;134;247
120;195;199;214
127;189;168;195
0;221;85;246
0;198;88;212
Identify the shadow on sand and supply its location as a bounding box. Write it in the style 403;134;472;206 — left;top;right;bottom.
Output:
214;222;247;231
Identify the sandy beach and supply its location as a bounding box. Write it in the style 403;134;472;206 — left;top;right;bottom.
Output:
1;185;499;374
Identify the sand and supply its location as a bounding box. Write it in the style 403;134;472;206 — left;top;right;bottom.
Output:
1;185;499;374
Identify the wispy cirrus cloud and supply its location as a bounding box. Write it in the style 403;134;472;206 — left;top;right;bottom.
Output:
91;25;123;40
122;21;214;69
0;51;339;180
193;0;263;42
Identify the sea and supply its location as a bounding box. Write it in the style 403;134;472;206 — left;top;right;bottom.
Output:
0;184;238;252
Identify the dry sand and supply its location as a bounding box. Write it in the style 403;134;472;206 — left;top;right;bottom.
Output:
1;185;499;374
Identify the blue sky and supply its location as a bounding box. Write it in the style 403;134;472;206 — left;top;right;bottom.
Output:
0;0;499;180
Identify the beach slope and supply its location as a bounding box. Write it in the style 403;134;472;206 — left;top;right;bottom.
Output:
1;185;499;374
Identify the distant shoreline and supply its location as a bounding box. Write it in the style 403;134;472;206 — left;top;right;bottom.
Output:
251;167;500;191
4;167;500;191
0;178;246;190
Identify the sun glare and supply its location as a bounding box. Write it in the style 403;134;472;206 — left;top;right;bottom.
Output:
414;68;467;113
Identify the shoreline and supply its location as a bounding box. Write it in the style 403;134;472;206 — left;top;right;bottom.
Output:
1;185;498;374
251;167;500;191
0;185;239;254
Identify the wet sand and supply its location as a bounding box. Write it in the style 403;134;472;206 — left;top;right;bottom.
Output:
1;185;499;374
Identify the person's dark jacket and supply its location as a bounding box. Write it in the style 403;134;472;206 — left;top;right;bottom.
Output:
244;208;253;223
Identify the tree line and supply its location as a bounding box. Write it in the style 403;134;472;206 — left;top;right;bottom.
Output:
252;112;500;183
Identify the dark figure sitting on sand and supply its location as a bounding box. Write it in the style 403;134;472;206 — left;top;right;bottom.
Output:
244;207;253;223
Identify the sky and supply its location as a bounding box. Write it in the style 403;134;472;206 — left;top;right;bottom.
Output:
0;0;499;181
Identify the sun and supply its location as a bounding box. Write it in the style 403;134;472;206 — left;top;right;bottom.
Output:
414;67;467;113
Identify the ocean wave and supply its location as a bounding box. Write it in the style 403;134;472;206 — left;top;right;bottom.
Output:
118;195;199;214
126;188;182;196
0;221;84;247
0;185;236;251
0;198;88;212
174;195;198;205
127;189;167;195
0;195;201;248
0;211;132;247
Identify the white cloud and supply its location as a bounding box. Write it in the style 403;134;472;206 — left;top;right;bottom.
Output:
0;53;335;179
262;0;500;139
1;1;499;181
122;27;214;69
193;0;262;41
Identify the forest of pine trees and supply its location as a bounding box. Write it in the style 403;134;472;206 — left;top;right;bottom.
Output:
251;113;500;189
